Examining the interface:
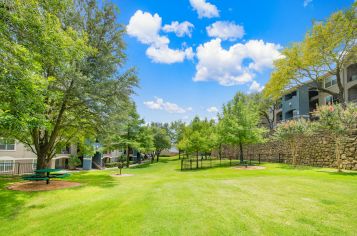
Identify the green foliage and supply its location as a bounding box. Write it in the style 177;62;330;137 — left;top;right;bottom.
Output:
151;125;171;157
0;0;138;168
218;93;267;148
68;155;81;170
178;117;217;156
264;3;357;101
313;104;357;136
313;103;357;171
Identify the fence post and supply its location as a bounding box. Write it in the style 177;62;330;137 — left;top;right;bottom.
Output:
258;154;261;164
181;158;183;171
190;159;192;170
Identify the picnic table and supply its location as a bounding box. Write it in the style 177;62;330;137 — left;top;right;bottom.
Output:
23;168;70;184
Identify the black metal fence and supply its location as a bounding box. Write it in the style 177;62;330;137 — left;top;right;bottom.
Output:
0;161;36;175
180;153;287;171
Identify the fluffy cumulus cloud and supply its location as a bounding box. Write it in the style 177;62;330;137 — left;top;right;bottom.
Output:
194;38;282;86
206;21;245;41
163;21;194;37
207;106;218;113
249;81;264;93
189;0;219;19
127;10;193;64
303;0;313;7
144;97;192;114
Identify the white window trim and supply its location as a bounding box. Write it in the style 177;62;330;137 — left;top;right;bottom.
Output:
0;160;15;173
324;76;337;88
0;138;16;152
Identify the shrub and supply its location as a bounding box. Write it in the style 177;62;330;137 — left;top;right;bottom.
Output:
273;118;314;165
68;155;81;170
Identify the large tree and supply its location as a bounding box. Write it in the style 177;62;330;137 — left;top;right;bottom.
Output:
0;0;137;169
218;93;266;163
264;3;357;104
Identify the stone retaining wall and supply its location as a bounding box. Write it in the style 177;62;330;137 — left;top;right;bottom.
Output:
215;133;357;170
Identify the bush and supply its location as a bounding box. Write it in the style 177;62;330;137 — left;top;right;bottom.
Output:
105;162;119;168
68;155;81;170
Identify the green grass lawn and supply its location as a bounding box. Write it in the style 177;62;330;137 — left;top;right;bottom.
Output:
1;156;357;236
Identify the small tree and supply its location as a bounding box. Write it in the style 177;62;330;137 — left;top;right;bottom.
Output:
218;93;267;163
151;125;171;162
117;161;124;175
313;104;357;171
273;119;314;166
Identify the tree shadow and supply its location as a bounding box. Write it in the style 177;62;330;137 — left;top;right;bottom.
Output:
317;170;357;176
0;176;35;220
66;171;118;188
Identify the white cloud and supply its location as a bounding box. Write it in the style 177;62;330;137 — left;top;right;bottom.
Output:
206;21;244;41
249;81;264;93
189;0;219;19
127;10;194;64
207;106;218;113
194;38;282;86
303;0;312;7
146;46;194;64
163;21;194;37
126;10;168;47
144;97;192;114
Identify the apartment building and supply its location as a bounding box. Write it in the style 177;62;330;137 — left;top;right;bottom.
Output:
0;138;123;174
271;63;357;126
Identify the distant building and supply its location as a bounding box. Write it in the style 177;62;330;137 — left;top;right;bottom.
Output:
270;63;357;127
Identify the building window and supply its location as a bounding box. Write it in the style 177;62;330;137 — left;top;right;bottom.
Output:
325;95;339;105
347;64;357;82
0;160;14;173
0;138;15;151
324;76;337;88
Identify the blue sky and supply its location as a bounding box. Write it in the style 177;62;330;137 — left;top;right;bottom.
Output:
114;0;354;123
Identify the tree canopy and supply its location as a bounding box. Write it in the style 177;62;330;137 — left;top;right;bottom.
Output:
264;2;357;103
0;0;137;168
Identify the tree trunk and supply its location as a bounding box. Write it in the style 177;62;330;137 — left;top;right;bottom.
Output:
196;151;199;168
336;69;346;108
36;152;49;170
156;151;160;162
218;143;222;160
178;150;181;159
126;145;130;167
239;142;244;163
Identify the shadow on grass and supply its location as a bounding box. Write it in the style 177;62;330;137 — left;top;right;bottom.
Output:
0;176;35;220
317;170;357;176
276;164;315;170
68;171;118;188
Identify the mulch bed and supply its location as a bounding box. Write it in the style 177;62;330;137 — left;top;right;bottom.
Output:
233;166;266;170
8;180;81;192
111;174;134;177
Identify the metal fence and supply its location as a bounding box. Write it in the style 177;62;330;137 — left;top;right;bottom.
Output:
180;153;287;171
0;161;36;175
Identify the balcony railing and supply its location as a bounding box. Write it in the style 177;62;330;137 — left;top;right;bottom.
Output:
348;94;357;103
